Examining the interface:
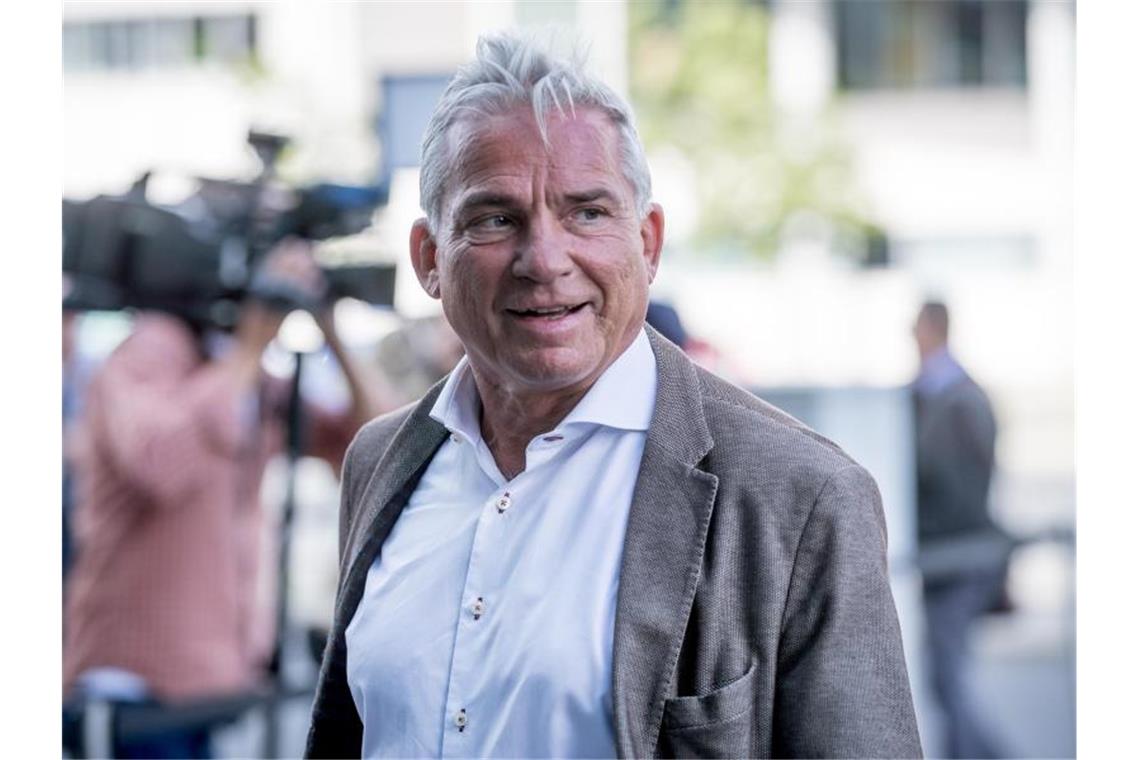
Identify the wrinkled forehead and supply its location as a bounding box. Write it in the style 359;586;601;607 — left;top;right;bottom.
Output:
440;106;627;203
445;110;545;175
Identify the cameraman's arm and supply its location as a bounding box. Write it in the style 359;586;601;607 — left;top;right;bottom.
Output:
300;309;397;472
317;309;396;429
224;299;285;388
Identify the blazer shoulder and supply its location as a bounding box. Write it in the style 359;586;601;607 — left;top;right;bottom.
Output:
695;366;859;476
342;401;420;499
336;399;433;566
352;401;419;452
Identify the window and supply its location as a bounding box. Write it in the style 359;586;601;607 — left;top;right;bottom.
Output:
200;15;257;64
377;75;452;184
835;0;1027;90
63;14;258;72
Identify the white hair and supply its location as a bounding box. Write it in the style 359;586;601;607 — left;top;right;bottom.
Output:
418;31;653;233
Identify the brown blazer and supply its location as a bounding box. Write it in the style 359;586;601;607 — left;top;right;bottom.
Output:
306;327;922;758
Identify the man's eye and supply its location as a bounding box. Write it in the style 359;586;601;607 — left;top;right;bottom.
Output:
472;215;513;230
573;207;606;223
464;214;516;242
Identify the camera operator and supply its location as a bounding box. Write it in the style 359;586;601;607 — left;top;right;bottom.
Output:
62;238;387;759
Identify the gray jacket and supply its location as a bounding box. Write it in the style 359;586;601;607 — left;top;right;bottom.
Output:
306;327;922;758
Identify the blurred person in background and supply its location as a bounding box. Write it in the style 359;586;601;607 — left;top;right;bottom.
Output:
62;239;385;759
372;314;465;405
912;299;1012;759
646;299;733;379
62;300;91;581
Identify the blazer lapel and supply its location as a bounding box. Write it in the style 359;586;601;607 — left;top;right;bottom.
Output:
612;328;718;758
335;386;450;623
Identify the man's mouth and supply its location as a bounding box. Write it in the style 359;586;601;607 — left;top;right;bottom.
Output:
506;303;589;320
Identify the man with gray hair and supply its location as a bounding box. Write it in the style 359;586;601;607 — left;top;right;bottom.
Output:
307;33;921;758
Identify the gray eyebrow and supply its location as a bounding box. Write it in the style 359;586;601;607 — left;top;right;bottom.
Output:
453;191;519;213
564;189;620;205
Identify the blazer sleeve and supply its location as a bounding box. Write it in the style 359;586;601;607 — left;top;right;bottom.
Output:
773;464;924;758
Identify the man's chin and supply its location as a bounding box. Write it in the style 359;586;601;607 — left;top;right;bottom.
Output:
503;354;606;396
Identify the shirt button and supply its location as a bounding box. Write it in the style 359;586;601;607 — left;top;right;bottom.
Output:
496;492;511;513
472;597;485;620
455;708;468;730
450;433;461;444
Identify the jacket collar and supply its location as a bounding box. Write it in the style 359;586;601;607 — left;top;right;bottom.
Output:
339;384;449;601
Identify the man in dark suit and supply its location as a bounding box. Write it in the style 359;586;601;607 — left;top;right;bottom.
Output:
913;300;1011;758
306;33;921;758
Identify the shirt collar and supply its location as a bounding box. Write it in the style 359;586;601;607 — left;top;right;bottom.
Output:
429;327;657;442
429;354;482;444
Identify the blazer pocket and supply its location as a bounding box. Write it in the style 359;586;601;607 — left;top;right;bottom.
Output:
660;659;757;758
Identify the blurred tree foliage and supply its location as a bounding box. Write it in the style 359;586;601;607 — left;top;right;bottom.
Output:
629;0;871;259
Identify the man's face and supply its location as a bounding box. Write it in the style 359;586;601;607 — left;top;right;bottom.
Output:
912;310;944;359
410;106;664;399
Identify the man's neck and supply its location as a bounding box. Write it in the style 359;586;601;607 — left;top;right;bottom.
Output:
918;343;954;372
470;372;592;481
919;342;949;364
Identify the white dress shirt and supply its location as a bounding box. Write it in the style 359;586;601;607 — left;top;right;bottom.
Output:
346;329;657;758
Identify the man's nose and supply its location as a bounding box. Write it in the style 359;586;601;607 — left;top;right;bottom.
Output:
512;213;575;283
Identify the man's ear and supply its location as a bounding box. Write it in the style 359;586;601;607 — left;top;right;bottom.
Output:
409;218;441;299
640;202;665;284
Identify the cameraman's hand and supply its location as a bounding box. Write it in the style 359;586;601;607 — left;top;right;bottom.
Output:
246;237;328;315
230;240;328;380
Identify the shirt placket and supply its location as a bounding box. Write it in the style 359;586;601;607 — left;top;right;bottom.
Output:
440;481;516;756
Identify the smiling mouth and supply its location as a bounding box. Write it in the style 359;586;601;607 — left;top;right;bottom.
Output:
506;303;589;319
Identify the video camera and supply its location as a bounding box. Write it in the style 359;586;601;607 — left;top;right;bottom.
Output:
63;130;397;329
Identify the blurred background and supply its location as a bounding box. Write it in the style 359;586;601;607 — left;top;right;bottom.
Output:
61;1;1075;757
